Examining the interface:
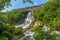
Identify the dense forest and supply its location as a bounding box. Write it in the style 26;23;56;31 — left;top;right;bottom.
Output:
0;0;60;40
0;9;31;40
33;0;60;30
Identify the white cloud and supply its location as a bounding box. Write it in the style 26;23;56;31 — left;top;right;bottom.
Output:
0;10;6;12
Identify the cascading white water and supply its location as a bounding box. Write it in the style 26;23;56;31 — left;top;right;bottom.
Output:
15;12;34;40
15;12;33;29
15;11;60;40
22;12;33;29
24;12;32;26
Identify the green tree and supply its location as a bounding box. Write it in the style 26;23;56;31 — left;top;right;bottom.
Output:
33;26;57;40
0;0;11;10
33;0;60;40
0;37;6;40
33;0;60;30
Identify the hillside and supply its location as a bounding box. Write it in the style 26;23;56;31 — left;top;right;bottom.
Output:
0;0;60;40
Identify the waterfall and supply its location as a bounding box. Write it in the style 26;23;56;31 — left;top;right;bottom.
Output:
15;12;33;29
15;11;60;40
24;12;32;26
15;12;34;40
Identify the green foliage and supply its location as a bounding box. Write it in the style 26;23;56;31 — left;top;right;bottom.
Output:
0;37;6;40
33;26;57;40
0;9;30;40
0;21;24;40
2;31;13;39
1;10;30;25
14;27;24;37
23;0;33;4
33;0;60;40
0;0;60;40
0;21;5;32
33;0;60;30
0;13;23;39
0;0;11;10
